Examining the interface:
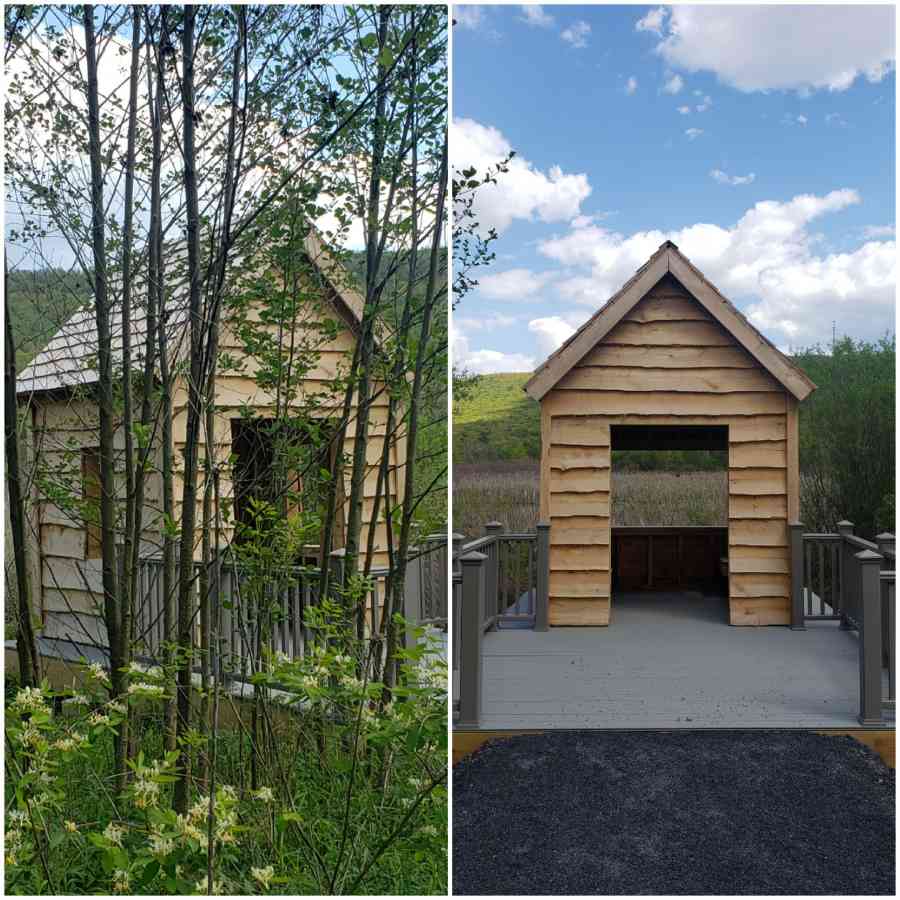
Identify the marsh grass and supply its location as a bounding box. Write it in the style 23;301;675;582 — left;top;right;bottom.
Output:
453;462;727;538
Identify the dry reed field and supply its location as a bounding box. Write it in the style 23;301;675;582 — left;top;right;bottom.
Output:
453;462;727;539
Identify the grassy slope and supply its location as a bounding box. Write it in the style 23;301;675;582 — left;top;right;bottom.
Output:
7;269;89;368
453;372;539;462
452;372;728;469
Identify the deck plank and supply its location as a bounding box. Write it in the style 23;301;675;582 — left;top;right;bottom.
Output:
473;592;893;731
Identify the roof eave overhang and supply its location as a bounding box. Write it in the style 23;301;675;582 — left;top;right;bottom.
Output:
523;244;817;403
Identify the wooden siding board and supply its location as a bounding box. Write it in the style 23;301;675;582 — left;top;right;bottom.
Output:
559;367;781;393
550;598;610;626
547;391;786;417
604;320;734;347
579;344;756;370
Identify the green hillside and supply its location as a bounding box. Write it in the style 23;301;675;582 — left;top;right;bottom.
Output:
7;269;89;368
452;372;539;462
452;373;729;468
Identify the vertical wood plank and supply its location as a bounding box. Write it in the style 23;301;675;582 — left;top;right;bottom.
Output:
786;397;800;521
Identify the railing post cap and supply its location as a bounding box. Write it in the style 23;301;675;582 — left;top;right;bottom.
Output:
876;532;895;542
484;521;504;532
837;520;854;530
855;548;883;562
451;532;466;541
536;521;550;530
459;550;487;565
329;547;346;558
789;520;804;529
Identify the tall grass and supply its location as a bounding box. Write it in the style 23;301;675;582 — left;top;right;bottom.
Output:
453;463;727;539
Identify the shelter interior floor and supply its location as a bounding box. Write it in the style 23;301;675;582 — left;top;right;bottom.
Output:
470;591;893;731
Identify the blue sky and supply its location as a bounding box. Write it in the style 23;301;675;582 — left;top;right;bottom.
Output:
452;4;896;373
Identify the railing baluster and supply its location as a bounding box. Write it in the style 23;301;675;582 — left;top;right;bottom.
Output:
803;537;810;615
816;541;825;615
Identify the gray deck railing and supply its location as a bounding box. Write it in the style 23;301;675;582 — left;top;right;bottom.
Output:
406;533;449;627
135;534;448;674
794;522;895;725
453;521;550;726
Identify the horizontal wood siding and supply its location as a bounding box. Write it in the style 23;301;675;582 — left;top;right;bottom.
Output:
543;276;792;626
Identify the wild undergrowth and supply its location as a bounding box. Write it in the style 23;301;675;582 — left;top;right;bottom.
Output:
4;610;447;896
453;464;728;538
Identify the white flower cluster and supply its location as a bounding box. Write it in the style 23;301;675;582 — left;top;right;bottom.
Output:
87;661;110;684
195;874;225;894
5;826;23;866
251;865;275;888
103;822;126;846
12;685;47;714
252;786;275;803
112;868;130;893
174;786;239;850
148;831;174;857
62;692;90;707
126;682;165;699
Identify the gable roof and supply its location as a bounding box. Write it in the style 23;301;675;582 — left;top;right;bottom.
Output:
16;228;366;397
523;241;817;402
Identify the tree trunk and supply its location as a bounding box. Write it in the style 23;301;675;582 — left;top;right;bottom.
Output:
384;132;447;691
173;5;202;813
5;278;40;688
83;3;125;781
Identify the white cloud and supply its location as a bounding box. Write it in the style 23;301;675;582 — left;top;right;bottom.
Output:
677;105;691;115
695;95;712;113
454;6;484;30
642;5;895;93
520;5;554;28
825;112;848;127
863;224;895;239
536;188;894;348
455;312;518;332
635;7;668;36
561;20;591;49
783;113;808;127
452;118;592;234
528;317;578;356
663;74;684;94
710;169;756;186
476;267;555;300
453;332;535;374
685;128;704;140
625;76;638;96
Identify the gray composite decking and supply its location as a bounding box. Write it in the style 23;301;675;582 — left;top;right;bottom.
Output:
473;591;893;730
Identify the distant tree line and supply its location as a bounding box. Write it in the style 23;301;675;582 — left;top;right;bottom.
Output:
453;336;895;538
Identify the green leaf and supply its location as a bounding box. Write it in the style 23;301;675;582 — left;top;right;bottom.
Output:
138;860;160;888
377;46;394;69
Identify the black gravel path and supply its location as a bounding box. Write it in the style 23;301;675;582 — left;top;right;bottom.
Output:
453;731;895;895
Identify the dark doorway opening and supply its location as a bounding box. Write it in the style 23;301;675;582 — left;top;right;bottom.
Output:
609;424;729;615
230;418;345;562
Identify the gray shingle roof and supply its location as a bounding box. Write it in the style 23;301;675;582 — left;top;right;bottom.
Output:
16;230;364;396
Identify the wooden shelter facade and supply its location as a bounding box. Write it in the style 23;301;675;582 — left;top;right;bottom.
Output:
524;241;816;627
16;232;403;646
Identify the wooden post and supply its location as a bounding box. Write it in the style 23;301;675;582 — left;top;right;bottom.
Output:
484;521;503;620
856;549;884;726
451;533;464;573
457;550;486;729
789;522;805;630
876;533;895;669
837;521;854;629
535;522;550;632
329;548;346;605
403;548;421;651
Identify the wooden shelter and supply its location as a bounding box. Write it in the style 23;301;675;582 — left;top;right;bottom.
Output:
16;231;404;646
524;241;816;627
